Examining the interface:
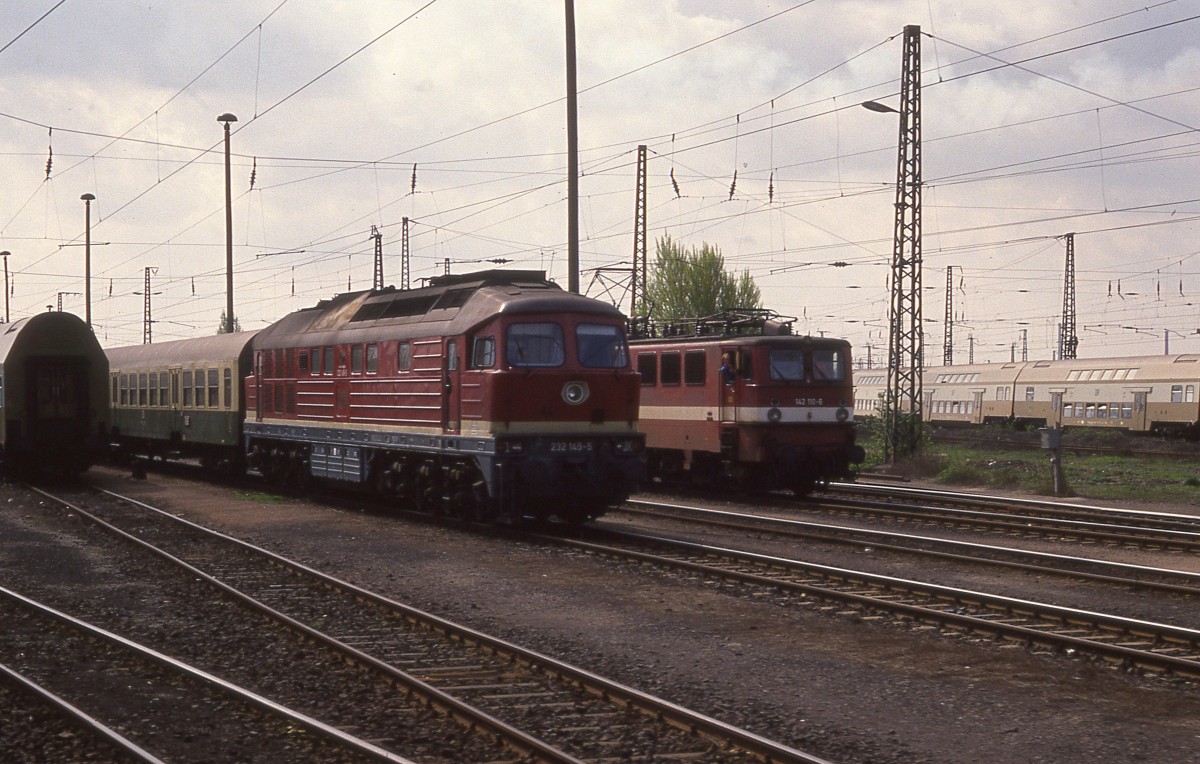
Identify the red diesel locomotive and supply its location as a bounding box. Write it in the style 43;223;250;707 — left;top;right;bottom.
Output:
243;270;644;523
631;312;863;496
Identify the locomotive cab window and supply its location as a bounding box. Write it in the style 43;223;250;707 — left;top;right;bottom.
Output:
768;349;805;382
737;350;752;380
507;322;564;367
471;336;495;369
811;349;844;381
576;323;628;368
637;353;657;386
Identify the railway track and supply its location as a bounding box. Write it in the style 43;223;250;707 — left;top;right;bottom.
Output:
21;482;826;764
537;517;1200;679
618;498;1200;598
0;587;401;763
0;659;164;764
813;482;1200;551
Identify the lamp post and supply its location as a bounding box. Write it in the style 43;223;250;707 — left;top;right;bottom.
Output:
0;250;9;323
80;193;95;328
217;113;237;334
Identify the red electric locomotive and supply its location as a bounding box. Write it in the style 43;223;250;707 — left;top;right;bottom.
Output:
245;270;644;523
631;311;863;495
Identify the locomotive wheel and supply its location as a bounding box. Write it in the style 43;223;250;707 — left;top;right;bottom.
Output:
413;461;441;514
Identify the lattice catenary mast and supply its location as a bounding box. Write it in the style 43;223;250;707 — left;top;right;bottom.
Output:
1059;232;1077;360
884;24;924;463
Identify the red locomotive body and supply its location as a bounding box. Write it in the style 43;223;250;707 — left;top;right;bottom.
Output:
632;315;863;495
244;270;643;522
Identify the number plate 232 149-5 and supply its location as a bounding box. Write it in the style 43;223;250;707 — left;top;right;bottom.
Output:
549;441;593;454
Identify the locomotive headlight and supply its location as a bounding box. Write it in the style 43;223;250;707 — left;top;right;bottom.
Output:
562;381;590;405
836;407;850;422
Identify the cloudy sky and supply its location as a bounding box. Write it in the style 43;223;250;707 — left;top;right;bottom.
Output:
1;0;1198;364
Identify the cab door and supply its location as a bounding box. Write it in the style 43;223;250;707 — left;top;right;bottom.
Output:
1132;391;1148;431
442;339;461;433
719;346;739;425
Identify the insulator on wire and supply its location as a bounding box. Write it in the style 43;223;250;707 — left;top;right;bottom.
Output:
249;156;257;190
768;171;774;204
411;163;417;194
728;169;737;201
670;168;680;198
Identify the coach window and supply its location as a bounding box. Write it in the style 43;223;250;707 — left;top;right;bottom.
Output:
138;373;148;406
812;349;843;381
1172;384;1184;403
576;324;627;368
684;350;706;385
352;345;364;374
119;374;128;406
366;344;379;374
398;342;412;372
471;336;495;369
192;370;204;408
323;347;334;376
1025;386;1035;402
660;352;681;386
149;374;158;407
507;322;564;367
636;353;657;386
768;349;804;382
1188;385;1196;403
223;368;233;408
208;369;219;407
159;373;168;407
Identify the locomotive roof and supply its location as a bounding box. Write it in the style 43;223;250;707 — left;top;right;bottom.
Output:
0;311;107;368
254;269;626;349
106;330;260;368
629;333;851;349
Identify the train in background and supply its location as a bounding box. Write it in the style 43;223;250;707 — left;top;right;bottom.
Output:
0;311;108;475
854;354;1200;437
107;270;644;523
631;311;864;496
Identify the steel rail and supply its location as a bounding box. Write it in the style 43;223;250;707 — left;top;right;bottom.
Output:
0;586;413;763
0;661;167;764
541;529;1200;678
39;483;828;764
621;499;1200;595
28;485;582;764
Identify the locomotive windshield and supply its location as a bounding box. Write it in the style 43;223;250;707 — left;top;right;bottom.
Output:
812;349;845;381
768;349;805;381
577;323;628;368
507;322;565;366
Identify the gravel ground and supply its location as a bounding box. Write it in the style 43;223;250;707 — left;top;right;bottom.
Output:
9;466;1200;764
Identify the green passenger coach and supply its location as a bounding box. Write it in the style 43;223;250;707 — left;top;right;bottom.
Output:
107;331;258;469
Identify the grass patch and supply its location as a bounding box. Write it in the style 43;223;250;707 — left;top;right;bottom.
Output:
237;490;287;505
857;421;1200;506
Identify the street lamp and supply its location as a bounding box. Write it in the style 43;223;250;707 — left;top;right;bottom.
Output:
217;113;237;334
80;193;95;328
0;250;9;323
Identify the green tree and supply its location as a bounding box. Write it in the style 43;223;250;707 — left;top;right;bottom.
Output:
636;235;761;321
216;310;242;334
